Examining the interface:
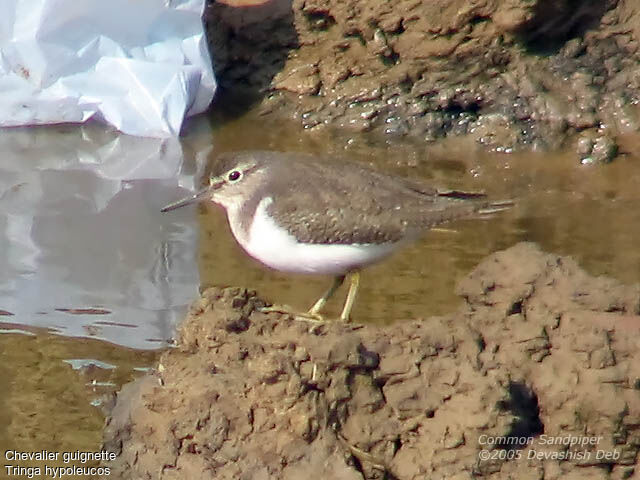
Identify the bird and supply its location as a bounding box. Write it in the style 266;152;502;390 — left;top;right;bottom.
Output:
161;150;511;322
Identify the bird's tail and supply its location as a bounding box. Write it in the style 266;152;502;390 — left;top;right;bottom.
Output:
437;189;515;215
476;199;515;216
424;193;515;228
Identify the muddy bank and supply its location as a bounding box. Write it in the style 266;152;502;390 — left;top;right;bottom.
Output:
206;0;640;160
101;242;640;479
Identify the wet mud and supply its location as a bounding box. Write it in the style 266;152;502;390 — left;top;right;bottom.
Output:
101;242;640;479
206;0;640;159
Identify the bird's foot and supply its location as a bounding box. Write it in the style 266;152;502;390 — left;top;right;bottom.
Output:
294;311;327;324
258;303;296;316
259;304;327;324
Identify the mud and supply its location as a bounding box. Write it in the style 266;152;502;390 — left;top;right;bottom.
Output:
101;242;640;479
205;0;640;159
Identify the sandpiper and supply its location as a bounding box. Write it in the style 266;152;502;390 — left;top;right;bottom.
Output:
162;150;509;322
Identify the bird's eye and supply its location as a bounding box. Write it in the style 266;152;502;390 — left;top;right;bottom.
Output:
227;170;242;182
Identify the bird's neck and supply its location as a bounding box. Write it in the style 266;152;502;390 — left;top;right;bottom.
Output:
224;191;270;247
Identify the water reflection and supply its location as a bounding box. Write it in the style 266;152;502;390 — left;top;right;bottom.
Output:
0;124;208;348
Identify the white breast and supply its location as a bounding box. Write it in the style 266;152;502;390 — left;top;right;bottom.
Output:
230;197;400;275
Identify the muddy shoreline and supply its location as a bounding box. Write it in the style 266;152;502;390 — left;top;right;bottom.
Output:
205;0;640;162
101;243;640;478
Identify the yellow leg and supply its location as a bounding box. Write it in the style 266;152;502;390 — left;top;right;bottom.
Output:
261;273;359;323
308;275;345;317
339;271;360;322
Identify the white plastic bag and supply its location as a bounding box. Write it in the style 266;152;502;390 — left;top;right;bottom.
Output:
0;0;216;137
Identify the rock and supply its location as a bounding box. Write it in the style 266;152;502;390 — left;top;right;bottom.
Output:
575;129;619;164
273;56;321;95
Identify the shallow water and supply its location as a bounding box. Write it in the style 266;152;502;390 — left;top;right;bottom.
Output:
197;111;640;322
0;329;156;472
1;110;640;463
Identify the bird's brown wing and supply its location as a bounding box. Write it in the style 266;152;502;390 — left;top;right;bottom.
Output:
265;159;486;245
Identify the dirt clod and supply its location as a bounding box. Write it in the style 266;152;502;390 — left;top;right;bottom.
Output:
206;0;640;156
102;243;640;479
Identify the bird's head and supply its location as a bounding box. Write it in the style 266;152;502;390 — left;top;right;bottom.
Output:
161;151;270;212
